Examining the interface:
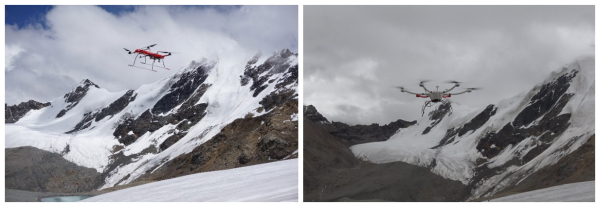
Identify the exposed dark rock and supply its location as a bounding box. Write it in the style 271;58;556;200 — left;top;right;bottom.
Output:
422;101;452;135
5;100;51;123
324;119;416;147
152;63;211;115
477;95;574;159
238;154;251;165
433;104;497;149
242;49;298;97
57;79;99;118
513;70;577;127
95;90;136;122
260;88;296;112
56;110;67;118
113;82;211;146
304;105;329;123
66;112;96;134
159;134;184;151
258;135;292;160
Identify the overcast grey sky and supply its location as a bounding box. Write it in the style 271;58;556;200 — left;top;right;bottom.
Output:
5;5;298;105
304;5;594;125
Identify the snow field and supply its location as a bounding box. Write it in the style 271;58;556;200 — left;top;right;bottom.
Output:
84;159;298;202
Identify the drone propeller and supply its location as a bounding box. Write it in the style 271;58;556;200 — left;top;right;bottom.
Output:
157;51;178;56
157;51;180;54
445;80;462;84
394;86;405;92
419;80;431;84
467;87;482;91
140;44;157;50
123;48;132;54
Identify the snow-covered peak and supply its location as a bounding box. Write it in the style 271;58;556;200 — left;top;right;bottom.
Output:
5;48;298;191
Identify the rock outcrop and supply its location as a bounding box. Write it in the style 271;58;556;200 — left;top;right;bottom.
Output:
5;100;50;123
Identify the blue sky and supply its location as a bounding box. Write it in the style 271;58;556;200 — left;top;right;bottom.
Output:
6;5;134;28
5;5;298;105
5;5;244;28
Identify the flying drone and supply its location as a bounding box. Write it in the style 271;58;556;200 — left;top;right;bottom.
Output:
124;44;176;72
396;81;480;116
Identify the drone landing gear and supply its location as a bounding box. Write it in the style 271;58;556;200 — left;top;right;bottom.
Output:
128;64;157;72
141;62;170;70
421;100;453;117
128;56;169;72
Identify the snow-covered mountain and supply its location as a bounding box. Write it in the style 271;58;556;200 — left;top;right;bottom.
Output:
350;57;594;200
5;49;298;191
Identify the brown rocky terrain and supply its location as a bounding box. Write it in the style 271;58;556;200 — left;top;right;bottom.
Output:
135;99;298;182
5;146;103;193
304;118;469;202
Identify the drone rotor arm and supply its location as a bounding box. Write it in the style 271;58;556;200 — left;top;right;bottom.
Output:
443;85;459;93
448;89;472;96
420;85;432;93
399;88;420;95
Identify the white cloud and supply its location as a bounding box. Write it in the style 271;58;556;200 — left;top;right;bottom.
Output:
5;44;25;71
5;5;297;105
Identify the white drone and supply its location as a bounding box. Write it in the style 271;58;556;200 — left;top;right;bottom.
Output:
397;81;480;116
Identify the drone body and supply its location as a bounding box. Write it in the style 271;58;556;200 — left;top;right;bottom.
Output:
397;81;479;116
124;44;175;72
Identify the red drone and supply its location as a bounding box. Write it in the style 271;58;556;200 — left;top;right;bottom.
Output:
124;44;175;72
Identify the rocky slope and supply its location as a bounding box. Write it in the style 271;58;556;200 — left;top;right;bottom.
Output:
5;100;50;123
304;118;469;202
5;147;102;193
304;105;416;147
5;49;298;192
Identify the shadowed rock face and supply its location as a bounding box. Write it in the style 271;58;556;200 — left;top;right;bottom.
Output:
67;90;138;134
476;70;577;159
303;105;416;147
422;101;452;135
151;63;212;115
433;104;497;149
242;49;297;97
57;79;99;118
5;147;102;193
304;105;329;124
5;100;51;123
303;118;469;202
113;81;211;146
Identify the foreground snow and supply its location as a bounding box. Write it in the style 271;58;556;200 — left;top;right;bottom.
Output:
84;159;298;202
490;181;594;202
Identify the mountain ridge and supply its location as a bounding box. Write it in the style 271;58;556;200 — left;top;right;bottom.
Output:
5;49;299;192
